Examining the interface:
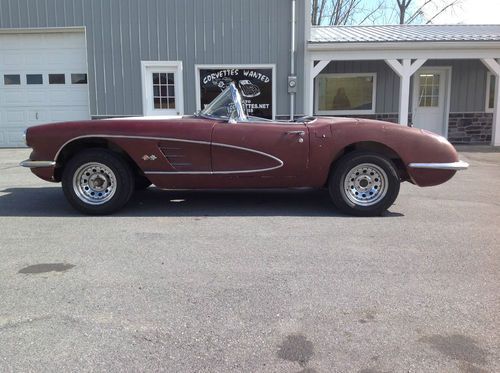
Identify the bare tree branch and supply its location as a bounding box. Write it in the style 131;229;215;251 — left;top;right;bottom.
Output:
425;0;461;24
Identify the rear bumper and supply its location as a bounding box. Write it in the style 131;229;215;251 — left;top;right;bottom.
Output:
408;160;469;171
20;160;56;168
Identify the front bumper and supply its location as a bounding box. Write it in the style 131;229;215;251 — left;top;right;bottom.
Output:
408;160;469;171
20;160;56;168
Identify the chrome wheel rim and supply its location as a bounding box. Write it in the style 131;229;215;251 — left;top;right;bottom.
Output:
73;162;117;205
343;163;388;207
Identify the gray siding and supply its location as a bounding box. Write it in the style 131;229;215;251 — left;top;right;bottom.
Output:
321;59;489;114
0;0;305;117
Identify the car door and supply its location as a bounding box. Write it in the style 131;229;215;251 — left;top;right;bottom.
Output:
211;119;309;187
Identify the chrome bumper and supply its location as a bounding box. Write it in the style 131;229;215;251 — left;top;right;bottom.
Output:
408;160;469;170
20;160;56;168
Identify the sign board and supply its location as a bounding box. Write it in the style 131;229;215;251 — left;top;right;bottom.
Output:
196;65;275;119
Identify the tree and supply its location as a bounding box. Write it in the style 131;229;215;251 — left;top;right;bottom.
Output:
311;0;383;26
395;0;462;24
311;0;462;26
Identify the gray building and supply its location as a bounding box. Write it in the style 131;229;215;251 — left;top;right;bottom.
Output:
1;0;500;147
0;0;306;147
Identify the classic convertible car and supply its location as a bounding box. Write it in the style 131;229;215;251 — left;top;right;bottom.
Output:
21;83;468;216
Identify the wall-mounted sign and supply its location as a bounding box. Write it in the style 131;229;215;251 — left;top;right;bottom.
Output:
196;65;275;119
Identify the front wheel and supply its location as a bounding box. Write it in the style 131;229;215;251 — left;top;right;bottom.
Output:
62;149;134;215
329;152;400;216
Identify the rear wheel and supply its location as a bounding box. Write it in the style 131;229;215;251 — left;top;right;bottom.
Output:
62;149;134;215
329;152;400;216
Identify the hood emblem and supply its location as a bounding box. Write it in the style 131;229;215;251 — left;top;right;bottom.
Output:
142;154;158;161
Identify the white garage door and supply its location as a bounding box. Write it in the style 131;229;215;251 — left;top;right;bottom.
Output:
0;31;90;147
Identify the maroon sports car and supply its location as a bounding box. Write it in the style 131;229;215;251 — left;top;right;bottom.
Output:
21;83;468;216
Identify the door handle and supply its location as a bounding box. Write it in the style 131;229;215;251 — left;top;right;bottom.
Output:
286;130;305;136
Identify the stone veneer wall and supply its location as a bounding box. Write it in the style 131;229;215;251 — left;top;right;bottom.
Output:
447;112;492;144
317;112;493;144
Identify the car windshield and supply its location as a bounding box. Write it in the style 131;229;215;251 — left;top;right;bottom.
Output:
199;83;247;122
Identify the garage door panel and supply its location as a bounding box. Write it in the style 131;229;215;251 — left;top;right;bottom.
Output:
47;89;89;105
2;52;25;68
0;31;90;147
3;110;25;124
50;109;90;122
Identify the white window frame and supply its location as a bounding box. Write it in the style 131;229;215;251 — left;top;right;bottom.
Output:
141;61;184;116
195;64;276;120
314;72;377;116
486;72;495;113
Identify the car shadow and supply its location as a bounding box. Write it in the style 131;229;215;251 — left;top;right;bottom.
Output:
0;186;405;218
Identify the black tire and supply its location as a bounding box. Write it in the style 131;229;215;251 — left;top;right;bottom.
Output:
134;175;152;190
329;151;400;217
62;149;134;215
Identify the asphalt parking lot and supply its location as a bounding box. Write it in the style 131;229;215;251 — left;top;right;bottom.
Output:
0;148;499;372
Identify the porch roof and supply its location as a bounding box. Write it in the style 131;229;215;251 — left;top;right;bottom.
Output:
310;24;500;44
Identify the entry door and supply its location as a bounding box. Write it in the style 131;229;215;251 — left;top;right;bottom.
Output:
211;121;309;187
142;62;183;116
412;69;449;136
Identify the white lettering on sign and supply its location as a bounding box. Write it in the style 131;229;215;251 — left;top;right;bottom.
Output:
243;70;270;83
202;69;240;85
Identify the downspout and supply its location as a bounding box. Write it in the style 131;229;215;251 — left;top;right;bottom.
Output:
290;0;296;120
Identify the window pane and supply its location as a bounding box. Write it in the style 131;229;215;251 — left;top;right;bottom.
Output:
489;75;496;109
4;74;20;85
154;98;161;109
49;74;65;84
418;73;440;108
71;73;88;84
318;75;374;111
27;74;43;85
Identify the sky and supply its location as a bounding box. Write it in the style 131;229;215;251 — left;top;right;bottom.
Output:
421;0;500;24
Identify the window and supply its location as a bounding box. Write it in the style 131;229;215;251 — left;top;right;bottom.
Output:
4;74;20;85
486;73;496;112
49;74;66;84
417;73;440;107
71;73;88;84
315;73;376;115
152;72;176;109
27;74;43;85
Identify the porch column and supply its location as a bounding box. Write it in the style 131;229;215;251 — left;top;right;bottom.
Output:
385;59;427;126
305;59;331;116
481;58;500;146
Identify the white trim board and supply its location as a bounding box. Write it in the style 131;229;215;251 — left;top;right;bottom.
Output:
486;72;496;113
141;61;184;116
194;64;277;120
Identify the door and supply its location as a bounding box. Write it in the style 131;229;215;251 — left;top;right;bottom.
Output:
142;62;183;116
211;121;309;187
412;68;450;136
0;32;90;147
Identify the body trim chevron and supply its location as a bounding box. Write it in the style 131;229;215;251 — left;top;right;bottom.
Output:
54;134;284;175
